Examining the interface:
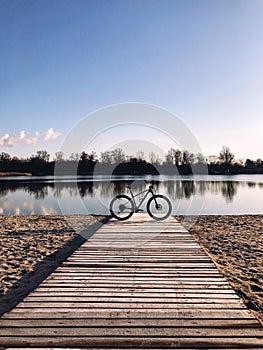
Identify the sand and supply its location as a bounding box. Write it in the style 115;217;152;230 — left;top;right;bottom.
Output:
176;215;263;324
0;214;263;324
0;215;107;316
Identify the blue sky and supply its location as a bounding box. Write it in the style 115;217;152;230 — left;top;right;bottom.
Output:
1;0;263;160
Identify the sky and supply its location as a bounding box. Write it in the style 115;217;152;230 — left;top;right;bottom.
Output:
1;0;263;161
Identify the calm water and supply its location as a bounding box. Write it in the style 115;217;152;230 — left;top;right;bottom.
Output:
0;175;262;215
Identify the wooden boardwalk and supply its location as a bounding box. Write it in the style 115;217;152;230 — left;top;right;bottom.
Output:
0;213;263;348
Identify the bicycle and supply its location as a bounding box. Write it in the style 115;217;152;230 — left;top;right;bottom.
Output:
109;184;172;221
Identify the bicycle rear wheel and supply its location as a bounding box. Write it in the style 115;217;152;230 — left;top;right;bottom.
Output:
147;194;172;221
109;195;134;221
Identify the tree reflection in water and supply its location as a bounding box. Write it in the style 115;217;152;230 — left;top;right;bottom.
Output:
78;181;94;198
220;182;237;203
0;176;262;215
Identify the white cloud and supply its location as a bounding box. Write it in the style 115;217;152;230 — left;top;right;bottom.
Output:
0;133;13;147
25;131;39;145
0;130;38;147
0;128;60;148
43;128;61;142
18;130;26;140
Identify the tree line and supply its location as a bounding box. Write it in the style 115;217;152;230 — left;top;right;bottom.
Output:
0;146;262;175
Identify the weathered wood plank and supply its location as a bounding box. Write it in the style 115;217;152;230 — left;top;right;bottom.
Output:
15;303;247;310
1;325;263;337
23;296;240;303
42;281;231;286
61;263;217;268
45;277;226;282
1;336;263;347
34;287;236;294
2;348;261;350
0;318;260;328
50;271;222;276
30;292;238;298
4;309;255;319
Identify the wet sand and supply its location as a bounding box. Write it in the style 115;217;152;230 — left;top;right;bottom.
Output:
176;215;263;324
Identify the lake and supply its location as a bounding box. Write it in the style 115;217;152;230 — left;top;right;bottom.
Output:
0;174;262;215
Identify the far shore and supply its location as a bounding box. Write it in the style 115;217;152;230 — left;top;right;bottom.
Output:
0;172;32;177
0;172;263;177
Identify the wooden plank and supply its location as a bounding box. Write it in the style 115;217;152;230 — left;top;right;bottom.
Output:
3;309;255;319
34;287;236;294
1;326;263;337
50;279;227;284
0;318;259;327
14;303;247;310
27;290;239;296
3;348;261;350
1;336;263;347
23;296;241;303
38;268;229;275
42;281;231;286
61;263;216;268
50;271;222;276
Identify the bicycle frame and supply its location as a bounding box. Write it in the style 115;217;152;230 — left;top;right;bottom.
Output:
128;186;154;212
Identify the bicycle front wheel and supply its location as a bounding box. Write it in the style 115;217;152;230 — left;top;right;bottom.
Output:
109;195;134;221
147;195;172;221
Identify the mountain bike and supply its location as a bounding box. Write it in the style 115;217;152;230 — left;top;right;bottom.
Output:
109;184;172;221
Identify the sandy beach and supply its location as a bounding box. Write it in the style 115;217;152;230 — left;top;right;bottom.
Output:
176;215;263;324
0;214;263;324
0;215;105;311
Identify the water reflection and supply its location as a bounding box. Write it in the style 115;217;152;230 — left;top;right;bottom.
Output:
0;178;260;201
0;197;58;215
0;176;262;215
220;182;237;203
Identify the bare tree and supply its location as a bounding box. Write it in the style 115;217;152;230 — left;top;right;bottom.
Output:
100;151;112;163
148;151;161;164
165;149;174;164
182;150;194;165
69;153;80;161
136;150;145;162
54;151;64;162
0;152;11;161
31;150;50;162
256;158;262;167
80;151;88;162
111;148;126;163
219;146;234;165
195;153;206;163
87;151;97;162
166;148;182;166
